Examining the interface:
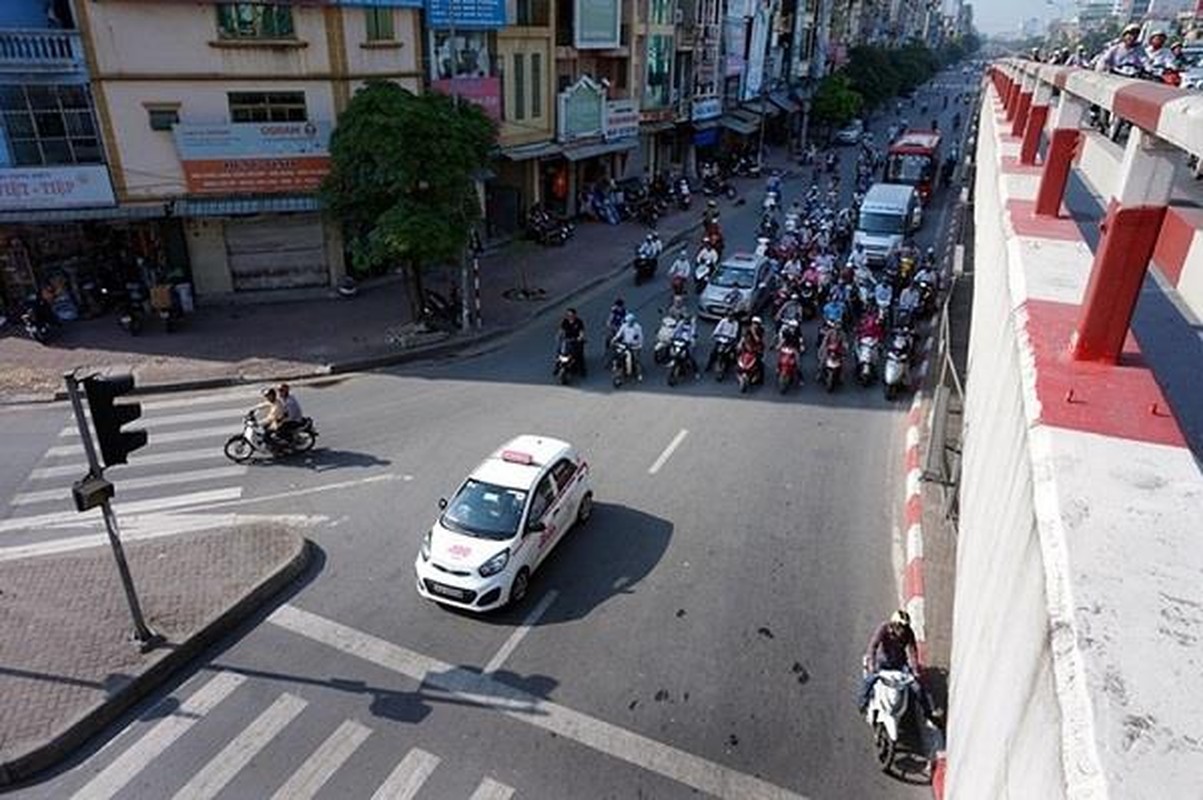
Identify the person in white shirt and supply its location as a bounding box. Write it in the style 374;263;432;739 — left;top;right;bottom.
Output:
1095;24;1147;73
611;312;644;381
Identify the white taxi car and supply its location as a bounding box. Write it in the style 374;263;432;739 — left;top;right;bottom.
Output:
414;435;593;611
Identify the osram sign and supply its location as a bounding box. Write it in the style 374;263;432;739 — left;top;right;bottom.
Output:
173;122;332;195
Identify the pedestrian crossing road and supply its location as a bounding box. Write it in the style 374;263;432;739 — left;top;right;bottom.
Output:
0;387;265;547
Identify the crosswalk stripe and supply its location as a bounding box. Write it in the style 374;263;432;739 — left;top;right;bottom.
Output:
268;719;372;800
370;748;441;800
45;425;236;456
11;466;246;506
60;407;244;437
132;389;261;413
469;777;516;800
171;692;307;800
30;447;224;480
0;487;241;534
70;672;246;800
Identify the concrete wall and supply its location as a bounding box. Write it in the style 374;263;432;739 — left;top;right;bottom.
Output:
946;99;1065;799
184;218;231;296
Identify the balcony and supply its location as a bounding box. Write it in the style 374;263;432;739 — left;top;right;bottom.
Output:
0;29;85;74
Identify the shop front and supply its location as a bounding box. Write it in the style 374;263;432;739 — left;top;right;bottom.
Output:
555;77;639;218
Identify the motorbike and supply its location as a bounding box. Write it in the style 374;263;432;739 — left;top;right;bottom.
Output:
224;412;318;462
554;337;585;385
694;259;715;294
526;206;573;246
99;282;146;336
736;347;762;393
634;251;658;286
20;296;55;344
856;334;881;386
670;269;689;297
916;275;937;317
677;178;692;210
864;668;936;772
610;341;638;388
422;288;462;331
711;335;737;382
825;152;839;174
652;315;679;364
882;330;912;400
819;336;845;393
799;277;819;320
776;333;802;394
665;334;696;386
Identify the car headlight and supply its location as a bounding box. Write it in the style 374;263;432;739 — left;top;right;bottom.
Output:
478;549;510;578
419;530;432;561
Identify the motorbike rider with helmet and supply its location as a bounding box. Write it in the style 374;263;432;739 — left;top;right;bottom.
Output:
1096;24;1147;73
857;609;933;719
705;311;741;372
611;312;644;381
1067;44;1090;67
739;316;766;385
607;297;627;339
253;387;288;448
558;307;587;377
668;248;692;294
670;315;700;377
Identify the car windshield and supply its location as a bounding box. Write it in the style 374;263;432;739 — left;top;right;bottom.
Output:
858;211;905;235
440;479;527;540
710;266;755;289
886;154;932;183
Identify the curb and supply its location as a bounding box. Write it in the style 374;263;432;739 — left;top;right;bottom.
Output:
0;533;312;787
8;222;705;405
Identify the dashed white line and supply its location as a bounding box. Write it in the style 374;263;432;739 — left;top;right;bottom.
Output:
648;428;689;475
483;589;558;675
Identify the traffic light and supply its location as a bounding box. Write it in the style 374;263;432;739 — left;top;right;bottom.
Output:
84;373;147;467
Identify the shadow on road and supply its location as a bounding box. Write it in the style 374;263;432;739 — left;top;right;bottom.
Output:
254;447;393;473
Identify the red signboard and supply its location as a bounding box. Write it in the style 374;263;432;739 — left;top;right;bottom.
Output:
181;155;330;195
432;77;502;121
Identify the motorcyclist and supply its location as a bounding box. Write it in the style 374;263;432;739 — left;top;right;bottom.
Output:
1096;24;1146;73
776;314;803;355
670;316;700;377
857;609;932;719
607;297;627;338
849;242;869;272
558;307;587;377
705;311;741;372
668;248;692;294
703;198;720;226
695;239;719;283
667;292;692;321
739;316;766;384
897;281;921;323
254;387;287;448
1067;44;1089;67
611;312;644;381
275;383;304;440
856;310;884;342
775;292;804;328
816;321;847;374
1146;29;1175;71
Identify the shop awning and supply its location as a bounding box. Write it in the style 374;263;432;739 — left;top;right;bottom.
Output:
500;140;563;160
639;120;676;134
0;203;166;224
561;138;638;162
720;113;759;136
173;196;322;217
770;92;801;114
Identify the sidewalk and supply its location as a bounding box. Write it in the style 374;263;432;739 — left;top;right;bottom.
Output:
0;522;310;786
0;196;716;403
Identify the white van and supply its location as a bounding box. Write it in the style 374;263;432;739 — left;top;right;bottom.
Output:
853;183;922;265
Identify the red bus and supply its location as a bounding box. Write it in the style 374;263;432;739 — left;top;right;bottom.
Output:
885;131;941;204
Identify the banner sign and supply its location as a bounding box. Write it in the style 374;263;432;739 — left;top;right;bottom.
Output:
432;77;502;120
425;0;506;28
691;97;722;121
604;99;640;141
174;122;331;195
557;76;606;141
0;165;115;210
575;0;620;49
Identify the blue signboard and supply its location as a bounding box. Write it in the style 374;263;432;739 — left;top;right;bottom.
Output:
425;0;506;28
334;1;423;7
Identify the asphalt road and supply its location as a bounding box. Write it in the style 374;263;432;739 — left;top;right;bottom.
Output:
1;68;979;800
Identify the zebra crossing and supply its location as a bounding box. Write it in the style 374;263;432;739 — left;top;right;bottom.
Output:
1;387;264;543
68;670;516;800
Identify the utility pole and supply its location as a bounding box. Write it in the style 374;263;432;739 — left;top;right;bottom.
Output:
64;371;161;651
444;4;476;332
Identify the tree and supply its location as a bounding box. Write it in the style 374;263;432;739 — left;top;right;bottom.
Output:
812;73;863;127
322;80;496;320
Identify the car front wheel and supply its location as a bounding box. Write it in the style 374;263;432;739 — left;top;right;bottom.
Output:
509;568;530;606
576;492;593;525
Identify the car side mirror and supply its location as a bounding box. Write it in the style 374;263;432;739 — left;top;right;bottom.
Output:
526;520;545;534
438;497;447;510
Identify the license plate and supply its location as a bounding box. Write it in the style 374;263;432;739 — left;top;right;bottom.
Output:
430;583;464;599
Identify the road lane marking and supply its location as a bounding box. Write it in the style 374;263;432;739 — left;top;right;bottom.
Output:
269;719;372;800
484;589;558;675
0;488;242;534
195;473;404;510
59;407;244;437
370;748;440;800
469;777;516;800
45;425;235;456
70;672;245;800
11;466;246;506
171;692;307;800
30;447;224;480
269;604;809;800
648;428;689;475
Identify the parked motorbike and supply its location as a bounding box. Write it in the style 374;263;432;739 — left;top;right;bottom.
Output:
20;296;55;344
554;337;585;385
422;288;462;331
99;282;145;336
610;341;638;388
526;205;573;246
224;412;318;462
882;330;912;400
856;334;881;386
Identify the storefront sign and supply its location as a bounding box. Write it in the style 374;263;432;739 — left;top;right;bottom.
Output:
432;76;502;120
691;98;721;121
174;122;331;195
0;165;115;210
425;0;506;28
604;99;640;141
574;0;620;49
557;76;605;142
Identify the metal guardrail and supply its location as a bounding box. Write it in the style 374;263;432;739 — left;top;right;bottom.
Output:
0;28;84;71
997;57;1203;159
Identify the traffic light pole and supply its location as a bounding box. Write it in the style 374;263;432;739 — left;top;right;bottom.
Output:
64;372;161;650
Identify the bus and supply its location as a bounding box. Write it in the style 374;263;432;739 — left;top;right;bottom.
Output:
885;131;941;204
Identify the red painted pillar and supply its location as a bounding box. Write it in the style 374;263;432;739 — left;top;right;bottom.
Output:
1034;128;1080;215
1021;105;1049;164
1005;80;1021;118
1070;129;1180;363
1011;90;1033;137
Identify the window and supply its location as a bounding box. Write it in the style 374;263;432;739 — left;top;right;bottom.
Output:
550;458;577;489
228;91;307;122
513;53;526;120
644;34;674;108
431;31;492;81
146;106;180;131
512;0;550;26
216;3;294;40
364;8;394;41
530;52;542;118
0;83;101;166
649;0;674;26
527;476;556;524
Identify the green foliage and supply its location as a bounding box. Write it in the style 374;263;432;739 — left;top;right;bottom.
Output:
842;43;943;111
812;73;863;126
322;80;496;286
